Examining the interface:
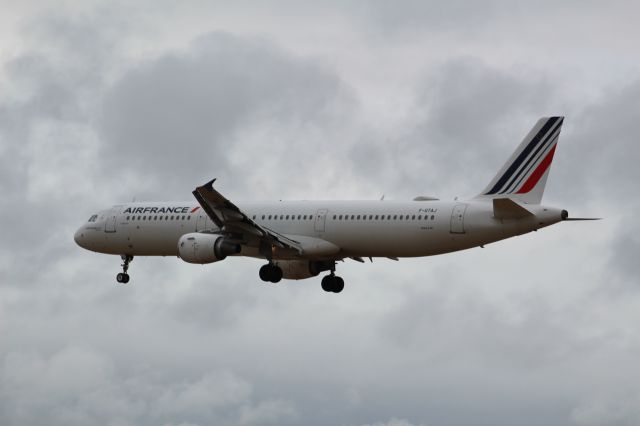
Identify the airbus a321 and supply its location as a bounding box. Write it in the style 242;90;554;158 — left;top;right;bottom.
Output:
75;117;596;293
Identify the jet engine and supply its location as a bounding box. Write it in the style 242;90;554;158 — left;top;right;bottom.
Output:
276;260;334;280
178;233;241;264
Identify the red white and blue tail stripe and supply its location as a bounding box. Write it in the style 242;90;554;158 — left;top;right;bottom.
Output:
476;116;564;204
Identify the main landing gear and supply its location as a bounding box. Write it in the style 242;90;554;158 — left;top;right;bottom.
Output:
259;263;283;283
321;273;344;293
116;255;133;284
257;259;345;293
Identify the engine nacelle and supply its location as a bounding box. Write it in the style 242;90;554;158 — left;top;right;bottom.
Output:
178;233;241;264
276;260;334;280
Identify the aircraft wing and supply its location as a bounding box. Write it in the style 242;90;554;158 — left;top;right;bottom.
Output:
192;179;303;253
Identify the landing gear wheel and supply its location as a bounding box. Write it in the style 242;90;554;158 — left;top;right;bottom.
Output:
259;265;271;282
269;266;283;283
321;275;345;293
259;263;283;283
321;275;332;292
116;273;130;284
117;255;133;284
332;276;344;293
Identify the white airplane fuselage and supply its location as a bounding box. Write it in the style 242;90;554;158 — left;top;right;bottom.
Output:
74;199;564;259
74;117;587;291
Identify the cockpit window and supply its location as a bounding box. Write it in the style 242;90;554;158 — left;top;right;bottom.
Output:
88;214;98;223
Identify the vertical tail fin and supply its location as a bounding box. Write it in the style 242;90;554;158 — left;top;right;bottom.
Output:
476;116;564;204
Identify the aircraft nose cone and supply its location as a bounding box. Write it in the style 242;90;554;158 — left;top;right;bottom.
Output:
74;228;85;247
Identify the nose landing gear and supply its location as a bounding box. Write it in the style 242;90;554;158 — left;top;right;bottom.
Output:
116;255;133;284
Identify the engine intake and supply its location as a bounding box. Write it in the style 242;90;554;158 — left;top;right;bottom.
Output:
178;233;240;264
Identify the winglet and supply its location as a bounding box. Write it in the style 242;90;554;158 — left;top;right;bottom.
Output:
203;178;217;190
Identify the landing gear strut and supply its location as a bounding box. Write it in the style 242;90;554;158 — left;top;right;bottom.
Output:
259;263;283;283
116;255;133;284
321;273;344;293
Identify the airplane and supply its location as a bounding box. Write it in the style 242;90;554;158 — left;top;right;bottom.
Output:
74;116;597;293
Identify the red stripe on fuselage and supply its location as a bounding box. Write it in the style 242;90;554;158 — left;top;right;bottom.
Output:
516;145;557;194
190;206;201;213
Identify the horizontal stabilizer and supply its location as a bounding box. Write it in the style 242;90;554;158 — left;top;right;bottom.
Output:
493;198;533;219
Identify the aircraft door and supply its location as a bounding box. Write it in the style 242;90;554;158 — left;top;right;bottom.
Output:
314;208;328;232
104;208;118;233
450;204;467;234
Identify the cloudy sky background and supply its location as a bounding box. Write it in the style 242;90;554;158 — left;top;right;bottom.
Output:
1;1;639;425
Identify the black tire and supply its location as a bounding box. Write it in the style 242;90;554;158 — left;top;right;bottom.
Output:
270;266;283;283
122;274;130;284
321;275;332;292
259;265;271;282
332;276;344;293
116;273;124;283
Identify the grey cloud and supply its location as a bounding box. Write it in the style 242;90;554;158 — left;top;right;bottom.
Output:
564;81;640;202
558;80;640;292
571;393;640;426
0;12;125;284
377;281;607;368
352;0;499;34
349;57;553;199
0;347;297;426
360;419;425;426
170;272;258;328
1;2;640;426
98;32;354;199
608;233;640;290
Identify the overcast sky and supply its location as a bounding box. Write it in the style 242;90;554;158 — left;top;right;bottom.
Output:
1;1;639;425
